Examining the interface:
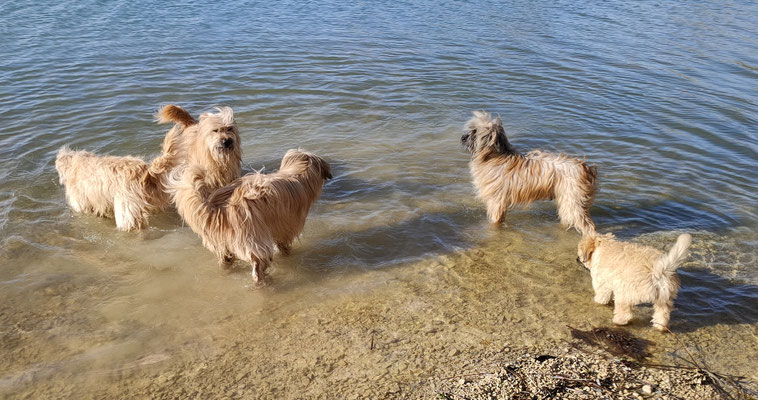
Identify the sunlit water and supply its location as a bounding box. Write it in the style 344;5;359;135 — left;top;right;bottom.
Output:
2;1;758;397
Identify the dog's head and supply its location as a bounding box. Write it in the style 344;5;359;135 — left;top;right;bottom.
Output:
281;149;333;181
183;107;242;186
577;233;615;269
461;111;515;157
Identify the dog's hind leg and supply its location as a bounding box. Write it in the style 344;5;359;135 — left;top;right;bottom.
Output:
652;298;673;331
555;194;593;234
114;194;148;231
612;301;634;325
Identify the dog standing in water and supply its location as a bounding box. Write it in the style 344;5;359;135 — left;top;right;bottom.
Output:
55;105;242;231
461;111;598;235
169;149;332;284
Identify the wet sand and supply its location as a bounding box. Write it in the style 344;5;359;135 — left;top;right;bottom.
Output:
3;230;756;399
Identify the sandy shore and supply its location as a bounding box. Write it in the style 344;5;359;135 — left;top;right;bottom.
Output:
426;344;745;400
3;248;757;399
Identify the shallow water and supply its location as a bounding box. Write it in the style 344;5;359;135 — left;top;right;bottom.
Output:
2;0;758;397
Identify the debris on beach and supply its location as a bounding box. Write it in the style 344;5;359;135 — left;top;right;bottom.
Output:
568;325;653;361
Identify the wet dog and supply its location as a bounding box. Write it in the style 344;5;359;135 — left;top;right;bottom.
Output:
169;149;332;284
461;111;598;235
55;105;242;231
577;233;692;331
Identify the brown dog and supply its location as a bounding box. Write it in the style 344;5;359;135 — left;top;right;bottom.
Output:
461;111;597;235
169;149;332;284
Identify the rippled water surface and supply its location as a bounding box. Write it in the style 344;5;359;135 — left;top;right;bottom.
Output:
2;1;758;397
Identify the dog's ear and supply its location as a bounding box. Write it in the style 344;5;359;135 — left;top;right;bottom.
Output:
318;157;333;180
487;116;513;154
579;235;597;262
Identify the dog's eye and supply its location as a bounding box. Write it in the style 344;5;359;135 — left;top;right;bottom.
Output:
213;128;219;133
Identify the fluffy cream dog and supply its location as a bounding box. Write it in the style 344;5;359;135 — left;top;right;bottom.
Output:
169;149;332;284
461;111;598;235
577;233;692;330
55;105;242;231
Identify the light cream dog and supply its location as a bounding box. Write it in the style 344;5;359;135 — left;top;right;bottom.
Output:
577;233;692;330
169;149;332;284
55;105;242;231
461;111;598;235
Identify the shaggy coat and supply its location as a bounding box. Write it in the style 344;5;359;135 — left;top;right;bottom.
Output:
461;111;597;235
55;105;190;230
181;106;242;189
170;149;332;284
55;105;242;231
577;233;692;330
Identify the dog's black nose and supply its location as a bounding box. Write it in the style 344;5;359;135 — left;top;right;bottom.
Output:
576;256;583;265
461;134;469;143
222;138;234;149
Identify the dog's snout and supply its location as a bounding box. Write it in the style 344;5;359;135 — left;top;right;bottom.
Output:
461;134;469;143
222;138;234;149
576;256;583;266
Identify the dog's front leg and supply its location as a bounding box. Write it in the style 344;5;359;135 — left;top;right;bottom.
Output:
218;254;235;271
612;301;634;325
487;200;507;225
593;287;613;305
250;255;271;286
276;241;292;255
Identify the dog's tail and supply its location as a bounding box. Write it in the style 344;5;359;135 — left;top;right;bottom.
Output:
653;233;692;282
156;104;197;128
148;123;184;177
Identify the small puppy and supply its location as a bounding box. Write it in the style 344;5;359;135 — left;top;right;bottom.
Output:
55;105;242;231
169;149;332;284
577;233;692;330
461;111;598;235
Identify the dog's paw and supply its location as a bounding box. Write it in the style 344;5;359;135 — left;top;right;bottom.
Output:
652;322;669;332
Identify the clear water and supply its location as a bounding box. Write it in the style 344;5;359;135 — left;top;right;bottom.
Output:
1;0;757;397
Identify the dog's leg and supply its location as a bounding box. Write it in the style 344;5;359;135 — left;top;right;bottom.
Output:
250;255;272;285
114;194;139;231
487;200;507;225
218;254;235;271
65;191;84;213
612;301;634;325
555;194;594;234
652;298;673;331
276;242;292;255
593;287;613;305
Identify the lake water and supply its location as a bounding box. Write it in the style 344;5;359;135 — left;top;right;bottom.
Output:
1;1;757;397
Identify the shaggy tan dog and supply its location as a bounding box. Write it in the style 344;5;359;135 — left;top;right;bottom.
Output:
169;149;332;284
55;105;242;231
577;233;692;330
461;111;598;235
